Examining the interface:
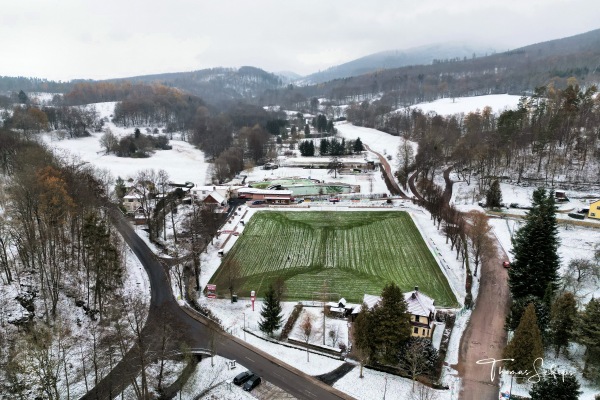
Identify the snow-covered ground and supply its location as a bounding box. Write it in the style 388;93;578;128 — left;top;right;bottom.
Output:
42;102;209;185
33;95;600;399
409;94;522;116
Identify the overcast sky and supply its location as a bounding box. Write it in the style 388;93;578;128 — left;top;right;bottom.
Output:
1;0;599;81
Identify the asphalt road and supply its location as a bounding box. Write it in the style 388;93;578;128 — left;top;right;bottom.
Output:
81;207;353;400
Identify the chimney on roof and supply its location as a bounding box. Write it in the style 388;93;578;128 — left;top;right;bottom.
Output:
415;286;419;292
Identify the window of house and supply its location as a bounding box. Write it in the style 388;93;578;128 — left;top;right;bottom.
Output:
413;327;418;334
415;315;419;322
592;213;596;217
597;205;600;210
423;329;426;335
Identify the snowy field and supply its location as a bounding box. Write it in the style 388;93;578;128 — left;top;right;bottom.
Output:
43;102;209;185
409;94;522;116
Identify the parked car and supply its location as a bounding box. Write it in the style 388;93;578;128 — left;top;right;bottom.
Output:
502;261;511;269
233;370;253;386
329;197;340;203
243;374;261;391
251;200;265;205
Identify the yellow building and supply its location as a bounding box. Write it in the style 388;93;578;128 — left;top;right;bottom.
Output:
353;287;437;338
404;287;436;338
588;200;600;220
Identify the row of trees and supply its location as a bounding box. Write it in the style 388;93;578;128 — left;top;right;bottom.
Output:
298;137;364;157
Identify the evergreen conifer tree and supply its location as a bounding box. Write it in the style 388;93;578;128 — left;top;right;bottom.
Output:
579;298;600;383
370;283;412;364
509;187;560;299
320;138;329;155
550;292;577;357
258;284;283;337
353;137;364;153
529;373;581;400
503;303;544;382
485;179;503;208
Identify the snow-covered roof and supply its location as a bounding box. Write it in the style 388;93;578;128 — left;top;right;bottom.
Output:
352;294;381;314
404;289;435;317
351;291;435;317
204;191;226;204
123;189;143;200
237;188;293;196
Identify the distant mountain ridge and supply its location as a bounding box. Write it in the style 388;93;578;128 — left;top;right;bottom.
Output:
299;42;497;84
259;27;600;109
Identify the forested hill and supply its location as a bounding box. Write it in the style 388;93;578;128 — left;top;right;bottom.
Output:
104;66;285;104
300;42;496;85
0;76;73;94
263;28;600;109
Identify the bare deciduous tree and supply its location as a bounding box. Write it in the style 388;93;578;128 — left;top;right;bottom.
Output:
300;313;313;362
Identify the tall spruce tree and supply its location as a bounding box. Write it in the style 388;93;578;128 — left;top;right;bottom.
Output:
319;138;329;155
258;284;283;337
370;283;412;365
509;187;560;299
550;292;577;357
353;137;364;153
579;298;600;383
529;373;581;400
485;179;503;208
503;303;544;382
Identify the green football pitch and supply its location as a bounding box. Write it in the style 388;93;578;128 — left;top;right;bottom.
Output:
208;211;458;306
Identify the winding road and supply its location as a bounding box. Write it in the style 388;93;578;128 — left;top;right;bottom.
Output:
386;161;510;400
81;206;353;400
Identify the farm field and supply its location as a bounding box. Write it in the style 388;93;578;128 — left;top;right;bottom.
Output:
209;211;458;306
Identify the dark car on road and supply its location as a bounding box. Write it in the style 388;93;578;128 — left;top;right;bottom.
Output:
233;370;253;386
243;374;261;391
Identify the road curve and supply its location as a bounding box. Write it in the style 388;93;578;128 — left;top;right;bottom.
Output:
81;206;353;400
363;144;410;199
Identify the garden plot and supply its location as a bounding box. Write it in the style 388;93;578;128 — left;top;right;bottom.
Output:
208;211;458;307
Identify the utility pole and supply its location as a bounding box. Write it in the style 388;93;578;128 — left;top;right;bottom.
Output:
312;280;338;346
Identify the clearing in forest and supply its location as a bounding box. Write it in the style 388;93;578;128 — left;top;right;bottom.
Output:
209;211;458;306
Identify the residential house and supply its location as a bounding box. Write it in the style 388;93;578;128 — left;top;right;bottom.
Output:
122;189;144;214
588;200;600;220
404;287;436;338
351;288;436;338
203;191;227;207
190;185;231;202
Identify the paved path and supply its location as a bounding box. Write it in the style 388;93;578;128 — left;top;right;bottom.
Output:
405;167;510;400
81;206;354;400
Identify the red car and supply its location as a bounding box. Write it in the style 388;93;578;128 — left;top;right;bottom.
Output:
503;261;511;269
